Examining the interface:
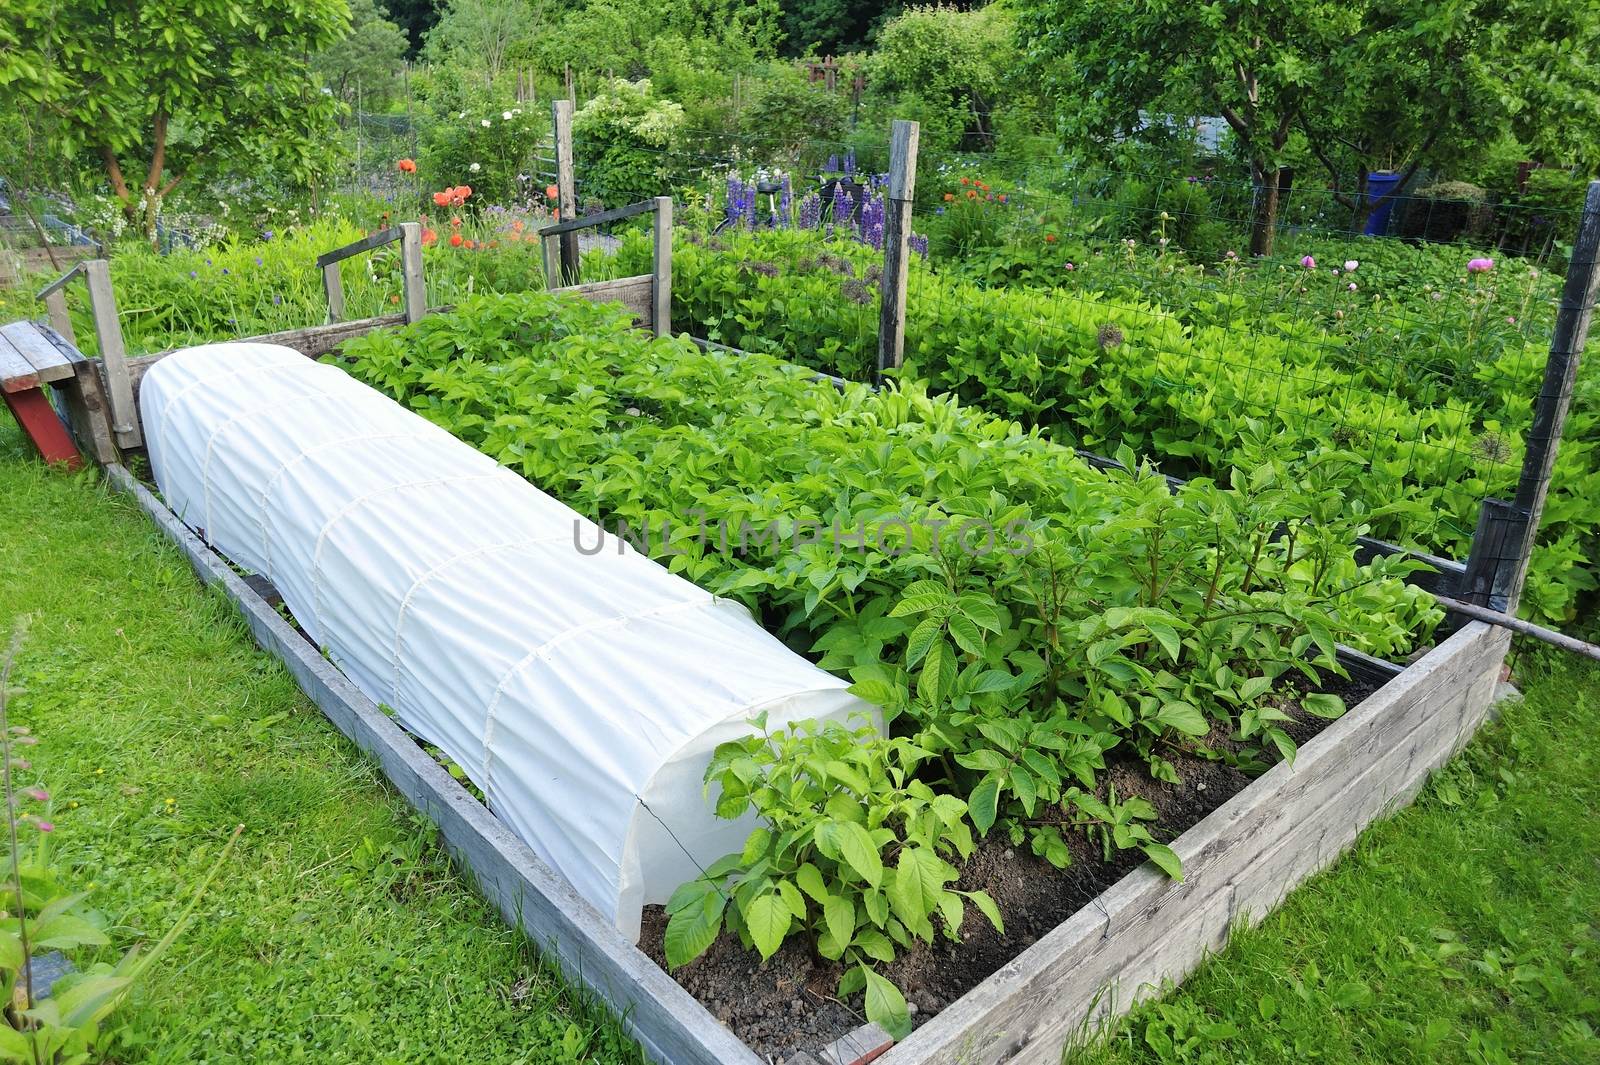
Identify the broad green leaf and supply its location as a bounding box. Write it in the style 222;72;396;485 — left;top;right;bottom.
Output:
862;967;913;1039
837;820;884;888
968;774;1001;834
1155;700;1209;737
664;890;725;968
963;889;1005;933
824;894;856;949
743;892;792;960
1142;843;1184;881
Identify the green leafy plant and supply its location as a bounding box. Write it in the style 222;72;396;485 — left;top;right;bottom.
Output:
662;716;1000;1037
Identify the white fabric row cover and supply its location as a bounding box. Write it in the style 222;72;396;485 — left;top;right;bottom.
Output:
141;343;872;940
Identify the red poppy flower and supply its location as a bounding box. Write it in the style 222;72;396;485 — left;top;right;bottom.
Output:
552;208;560;221
450;216;462;227
449;233;463;247
421;228;437;246
966;189;977;199
943;193;954;202
998;194;1007;203
1045;233;1057;243
960;177;971;186
511;219;525;233
465;239;477;249
545;184;560;200
397;158;417;173
432;191;450;207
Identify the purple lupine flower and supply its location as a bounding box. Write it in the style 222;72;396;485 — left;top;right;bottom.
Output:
798;192;822;230
843;150;857;177
743;180;758;227
909;233;929;258
825;153;839;174
779;175;793;227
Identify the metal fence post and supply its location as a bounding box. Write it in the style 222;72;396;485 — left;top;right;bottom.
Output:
1461;179;1600;614
876;119;919;386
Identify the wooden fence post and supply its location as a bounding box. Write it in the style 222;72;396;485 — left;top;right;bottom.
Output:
552;99;580;285
1462;179;1600;613
876;119;919;386
83;259;140;449
322;259;346;324
652;197;673;336
399;222;427;324
43;288;75;347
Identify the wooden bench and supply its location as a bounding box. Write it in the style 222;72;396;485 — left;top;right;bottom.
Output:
0;320;84;469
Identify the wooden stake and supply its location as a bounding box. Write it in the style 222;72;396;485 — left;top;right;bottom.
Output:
651;197;672;337
83;259;140;448
552;99;579;284
399;222;426;325
876;119;918;385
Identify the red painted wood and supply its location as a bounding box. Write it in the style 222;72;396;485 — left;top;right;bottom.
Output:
2;386;82;469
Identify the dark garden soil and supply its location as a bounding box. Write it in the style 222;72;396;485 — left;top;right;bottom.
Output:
638;673;1382;1059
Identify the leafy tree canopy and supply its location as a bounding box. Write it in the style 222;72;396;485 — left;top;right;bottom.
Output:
0;0;348;236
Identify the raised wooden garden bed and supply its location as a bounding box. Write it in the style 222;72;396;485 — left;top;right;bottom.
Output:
99;449;1512;1065
30;209;1518;1061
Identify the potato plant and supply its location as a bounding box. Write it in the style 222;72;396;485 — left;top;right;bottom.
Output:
344;292;1440;1034
604;228;1595;626
664;717;1001;1036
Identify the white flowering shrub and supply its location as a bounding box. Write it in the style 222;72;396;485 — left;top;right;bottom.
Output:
572;78;687;208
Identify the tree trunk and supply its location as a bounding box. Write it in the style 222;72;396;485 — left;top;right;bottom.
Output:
1249;163;1281;257
1349;170;1373;234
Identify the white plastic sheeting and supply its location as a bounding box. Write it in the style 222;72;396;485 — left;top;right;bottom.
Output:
141;343;872;940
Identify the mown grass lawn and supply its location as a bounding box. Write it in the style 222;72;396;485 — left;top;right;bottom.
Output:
0;416;644;1064
1;410;1596;1064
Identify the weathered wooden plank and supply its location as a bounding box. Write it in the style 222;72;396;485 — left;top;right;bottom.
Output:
83;259;141;449
880;622;1506;1064
876;119;918;384
43;290;76;348
551;276;654;326
0;333;39;392
2;246;96;290
0;322;74;382
53;342;118;466
123;313;421;408
651;197;672;337
33;261;87;301
314;226;404;270
539;199;656;237
322;262;346;324
104;464;762;1065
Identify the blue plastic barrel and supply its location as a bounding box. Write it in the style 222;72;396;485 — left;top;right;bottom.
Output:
1363;171;1404;236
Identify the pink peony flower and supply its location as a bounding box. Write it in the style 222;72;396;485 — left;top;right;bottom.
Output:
1344;260;1359;272
1064;262;1075;271
1467;257;1494;273
1348;282;1357;291
1301;255;1316;269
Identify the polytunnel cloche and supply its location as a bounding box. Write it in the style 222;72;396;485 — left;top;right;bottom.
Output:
141;343;874;940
